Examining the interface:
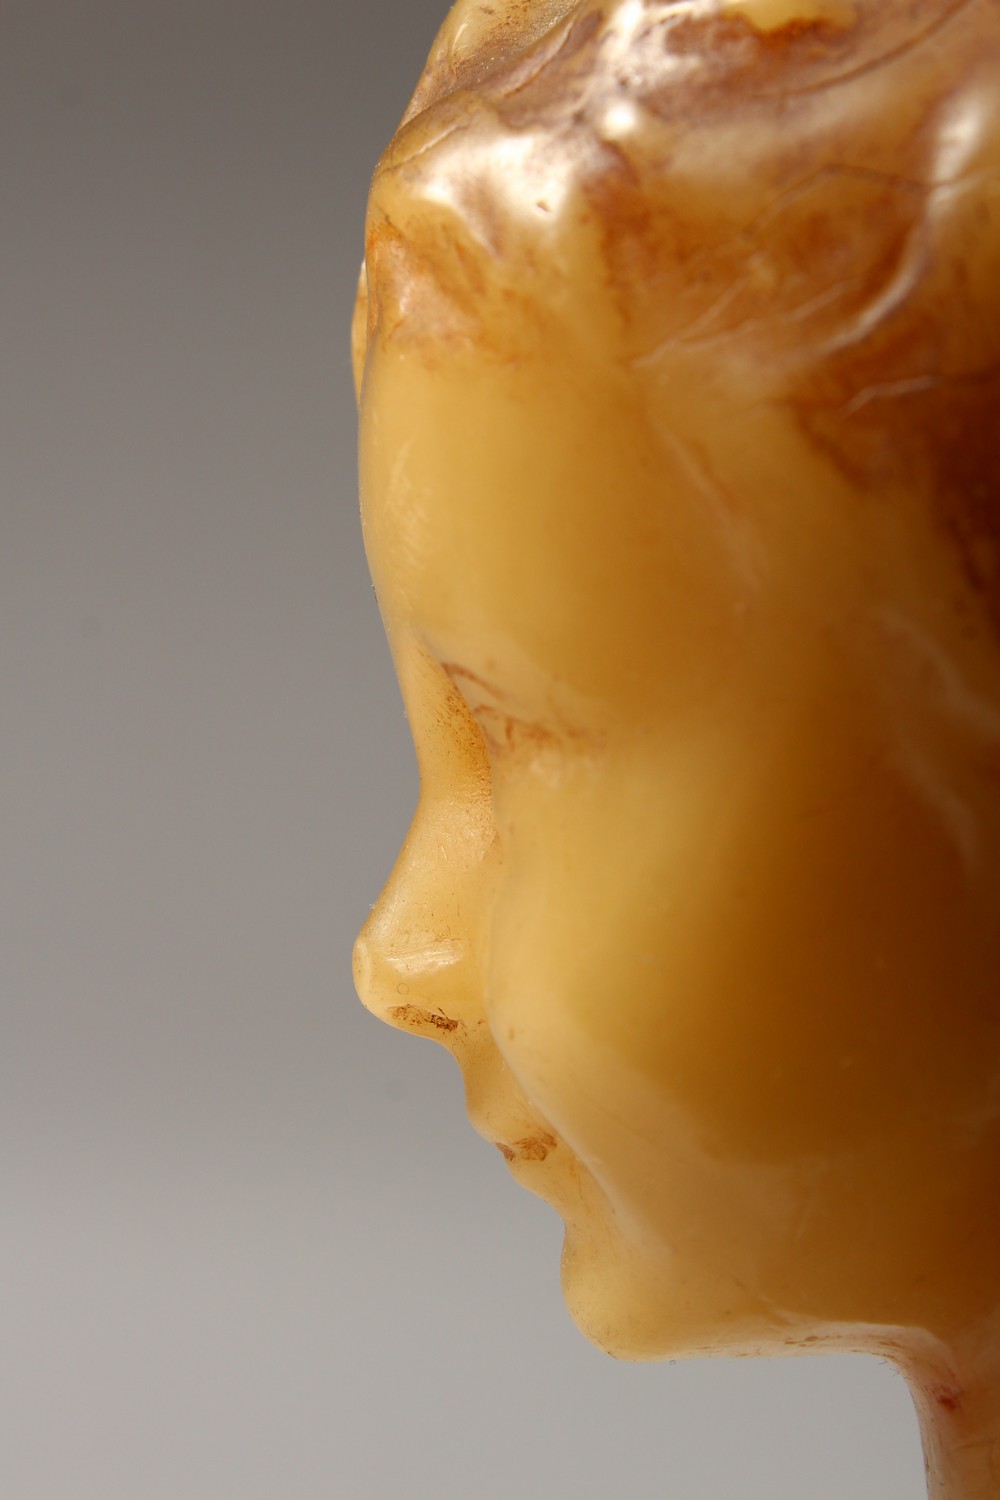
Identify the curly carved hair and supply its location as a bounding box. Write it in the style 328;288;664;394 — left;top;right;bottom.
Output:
361;0;1000;628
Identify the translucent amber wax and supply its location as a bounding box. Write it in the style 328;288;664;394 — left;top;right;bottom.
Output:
354;5;1000;1496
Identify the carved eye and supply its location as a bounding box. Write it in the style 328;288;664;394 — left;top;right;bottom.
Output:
465;702;520;759
443;663;514;758
442;662;572;769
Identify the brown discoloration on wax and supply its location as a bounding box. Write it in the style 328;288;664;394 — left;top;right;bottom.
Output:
403;2;595;125
642;0;976;107
360;0;1000;624
356;0;1000;1417
443;660;557;759
496;1131;559;1162
933;1380;964;1413
387;1003;465;1035
441;661;597;766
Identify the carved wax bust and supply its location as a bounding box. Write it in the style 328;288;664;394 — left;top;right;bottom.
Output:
352;2;1000;1494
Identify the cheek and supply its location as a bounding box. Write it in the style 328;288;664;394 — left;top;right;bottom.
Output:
486;735;997;1180
638;749;994;1164
482;764;691;1172
485;867;807;1311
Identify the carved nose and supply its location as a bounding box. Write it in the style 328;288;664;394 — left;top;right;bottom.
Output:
352;906;471;1046
351;754;497;1044
352;923;466;1012
351;928;380;1016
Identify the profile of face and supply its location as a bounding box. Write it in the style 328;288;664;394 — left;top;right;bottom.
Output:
353;0;1000;1367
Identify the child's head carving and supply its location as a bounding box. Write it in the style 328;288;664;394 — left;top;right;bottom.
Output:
353;0;1000;1378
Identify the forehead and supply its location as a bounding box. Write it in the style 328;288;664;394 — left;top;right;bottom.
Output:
358;315;784;725
359;0;1000;711
360;333;649;707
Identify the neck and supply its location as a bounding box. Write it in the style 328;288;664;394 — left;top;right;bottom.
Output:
897;1329;1000;1500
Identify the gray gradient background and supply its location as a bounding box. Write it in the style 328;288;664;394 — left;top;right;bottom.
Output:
3;3;926;1496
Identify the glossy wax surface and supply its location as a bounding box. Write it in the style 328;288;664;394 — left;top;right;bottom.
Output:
354;1;1000;1489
